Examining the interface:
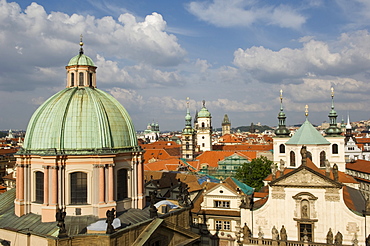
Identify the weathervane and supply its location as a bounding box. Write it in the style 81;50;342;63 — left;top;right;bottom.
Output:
331;87;335;109
186;97;190;109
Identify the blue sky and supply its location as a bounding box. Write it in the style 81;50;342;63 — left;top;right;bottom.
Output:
1;0;370;131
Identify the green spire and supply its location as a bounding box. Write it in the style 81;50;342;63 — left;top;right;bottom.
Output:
275;90;290;137
183;97;194;134
325;87;342;136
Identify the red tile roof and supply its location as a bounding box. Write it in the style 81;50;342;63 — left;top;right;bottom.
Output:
346;159;370;174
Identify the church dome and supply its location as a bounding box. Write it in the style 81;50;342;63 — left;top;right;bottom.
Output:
68;53;95;66
198;107;211;118
21;87;138;155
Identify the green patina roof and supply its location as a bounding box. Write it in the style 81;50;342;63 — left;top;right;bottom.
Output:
68;53;95;66
218;153;250;165
197;107;211;118
21;87;139;155
231;177;254;195
286;119;330;145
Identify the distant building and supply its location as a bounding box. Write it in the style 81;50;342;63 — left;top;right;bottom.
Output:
222;114;231;135
195;100;212;152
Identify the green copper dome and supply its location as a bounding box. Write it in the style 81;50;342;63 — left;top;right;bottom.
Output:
198;107;211;118
68;53;95;66
21;87;139;155
286;119;330;145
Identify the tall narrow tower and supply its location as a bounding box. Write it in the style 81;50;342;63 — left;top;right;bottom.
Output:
196;100;212;152
181;98;196;160
222;114;231;135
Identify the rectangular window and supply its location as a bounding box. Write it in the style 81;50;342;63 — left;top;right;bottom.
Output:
35;171;44;203
215;220;231;231
214;200;230;208
299;223;313;242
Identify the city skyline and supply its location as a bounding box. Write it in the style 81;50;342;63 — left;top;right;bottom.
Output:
1;0;370;130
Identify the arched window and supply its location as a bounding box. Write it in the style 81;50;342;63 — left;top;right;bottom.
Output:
290;151;296;167
320;151;326;167
307;151;312;161
117;169;128;200
70;172;87;204
279;144;285;153
202;122;205;128
79;72;84;86
186;142;190;150
71;73;75;86
35;171;44;203
332;144;338;154
89;73;93;87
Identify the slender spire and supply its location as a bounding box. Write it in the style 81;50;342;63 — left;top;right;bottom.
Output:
325;87;342;136
185;97;192;128
79;34;84;55
275;89;290;137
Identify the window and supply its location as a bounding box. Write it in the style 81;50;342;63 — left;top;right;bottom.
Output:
214;200;230;208
202;122;205;128
186;142;189;150
79;72;84;86
202;143;205;147
290;151;296;167
71;73;74;86
35;171;44;203
332;144;338;154
279;144;285;153
320;151;326;167
215;220;231;231
89;73;93;87
117;169;128;200
70;172;87;204
299;223;313;242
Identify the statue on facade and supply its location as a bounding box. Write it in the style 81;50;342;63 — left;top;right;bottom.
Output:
280;159;285;173
333;164;339;181
243;223;251;242
56;207;67;238
272;226;279;240
105;208;115;234
280;225;287;241
334;231;343;245
300;146;307;166
326;228;334;244
271;162;277;180
149;191;158;218
325;159;331;177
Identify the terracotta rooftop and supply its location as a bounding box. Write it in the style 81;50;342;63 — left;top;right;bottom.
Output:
195;151;256;170
346;159;370;174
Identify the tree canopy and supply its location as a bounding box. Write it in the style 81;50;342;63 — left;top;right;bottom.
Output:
234;156;273;191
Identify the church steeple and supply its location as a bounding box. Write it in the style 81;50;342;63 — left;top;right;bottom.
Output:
275;90;290;137
325;87;342;136
182;97;195;160
222;114;231;135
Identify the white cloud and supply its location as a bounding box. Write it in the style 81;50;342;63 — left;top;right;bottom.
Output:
187;0;306;29
233;30;370;83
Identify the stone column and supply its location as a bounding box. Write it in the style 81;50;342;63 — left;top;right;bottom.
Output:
137;153;144;209
108;164;114;203
18;164;25;201
99;165;105;204
51;166;58;205
43;165;49;205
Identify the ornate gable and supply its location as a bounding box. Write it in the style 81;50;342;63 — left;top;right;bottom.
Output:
271;167;342;188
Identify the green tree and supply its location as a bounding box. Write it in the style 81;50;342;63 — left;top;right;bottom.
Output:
234;156;273;191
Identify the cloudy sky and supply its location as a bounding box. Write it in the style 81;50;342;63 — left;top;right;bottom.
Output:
1;0;370;131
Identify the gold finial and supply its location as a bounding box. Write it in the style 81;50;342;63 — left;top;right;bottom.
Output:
186;97;190;108
305;105;309;117
280;89;283;100
80;34;84;47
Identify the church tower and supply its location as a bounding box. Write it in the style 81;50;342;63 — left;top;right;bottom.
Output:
15;38;144;222
324;87;345;170
273;90;291;167
222;114;231;135
181;98;196;160
195;100;212;152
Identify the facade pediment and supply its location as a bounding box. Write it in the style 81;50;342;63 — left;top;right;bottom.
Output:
271;168;341;188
